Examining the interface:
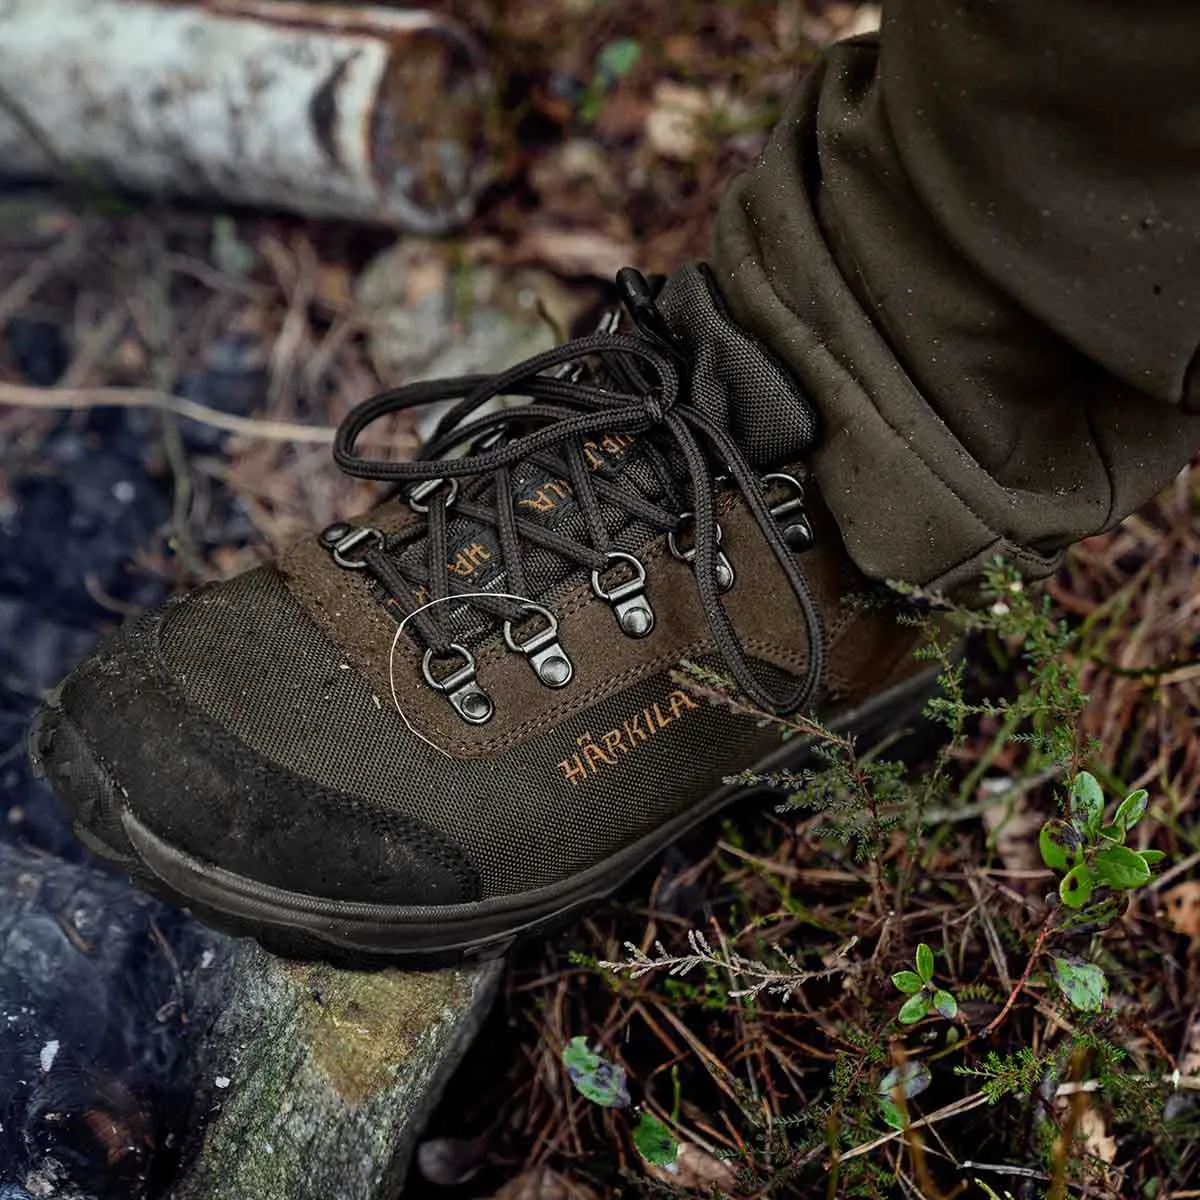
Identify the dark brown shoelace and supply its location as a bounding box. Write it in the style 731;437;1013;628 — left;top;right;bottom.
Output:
331;268;826;720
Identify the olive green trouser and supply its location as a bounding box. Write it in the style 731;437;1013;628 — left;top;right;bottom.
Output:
713;0;1200;592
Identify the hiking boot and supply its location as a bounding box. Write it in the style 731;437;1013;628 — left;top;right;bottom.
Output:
29;264;941;966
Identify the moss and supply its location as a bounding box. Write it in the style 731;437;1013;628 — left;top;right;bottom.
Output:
285;962;476;1107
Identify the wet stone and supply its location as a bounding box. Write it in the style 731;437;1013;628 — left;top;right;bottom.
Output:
0;408;171;858
174;332;268;452
4;318;69;386
0;840;223;1198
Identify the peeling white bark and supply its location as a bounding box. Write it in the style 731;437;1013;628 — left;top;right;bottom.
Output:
0;0;491;232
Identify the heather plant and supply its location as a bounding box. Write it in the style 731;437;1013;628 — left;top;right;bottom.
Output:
587;557;1178;1197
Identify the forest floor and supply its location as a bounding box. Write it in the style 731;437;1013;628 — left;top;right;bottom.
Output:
1;2;1198;1198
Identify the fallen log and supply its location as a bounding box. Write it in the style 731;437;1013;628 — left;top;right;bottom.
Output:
171;944;503;1200
0;837;502;1199
0;0;492;233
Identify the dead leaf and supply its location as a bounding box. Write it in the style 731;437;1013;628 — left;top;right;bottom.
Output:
509;228;637;280
1180;1019;1200;1081
646;82;711;161
645;1142;740;1194
487;1166;598;1200
1161;881;1200;945
1053;1090;1117;1168
314;262;352;311
529;138;625;210
1077;1105;1118;1165
983;787;1045;879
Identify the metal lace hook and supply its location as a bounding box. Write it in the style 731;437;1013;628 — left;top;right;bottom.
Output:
590;550;655;638
421;643;494;725
503;603;573;688
667;511;735;593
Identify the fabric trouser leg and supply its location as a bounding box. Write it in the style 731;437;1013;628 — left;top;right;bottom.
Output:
713;0;1200;592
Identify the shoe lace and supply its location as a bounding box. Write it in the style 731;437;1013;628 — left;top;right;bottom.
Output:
329;268;826;722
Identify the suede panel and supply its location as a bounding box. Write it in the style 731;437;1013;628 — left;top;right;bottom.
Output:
277;479;930;759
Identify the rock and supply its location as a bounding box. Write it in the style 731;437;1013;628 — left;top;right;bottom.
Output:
0;840;222;1198
415;1134;489;1187
0;406;170;857
356;243;563;442
175;331;269;453
3;318;68;386
0;837;504;1200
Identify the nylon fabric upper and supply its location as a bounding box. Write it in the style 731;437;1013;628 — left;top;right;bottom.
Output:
157;567;779;897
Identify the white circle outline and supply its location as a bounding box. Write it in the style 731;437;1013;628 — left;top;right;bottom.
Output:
388;590;541;759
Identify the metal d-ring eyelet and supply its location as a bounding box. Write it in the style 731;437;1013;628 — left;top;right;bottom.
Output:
408;477;460;514
667;511;735;593
325;525;385;570
422;643;494;724
591;550;655;638
503;603;573;688
763;472;815;552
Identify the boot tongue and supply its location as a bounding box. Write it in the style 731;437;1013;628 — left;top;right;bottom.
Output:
384;263;818;641
656;262;818;468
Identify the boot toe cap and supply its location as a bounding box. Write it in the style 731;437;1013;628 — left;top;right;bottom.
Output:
37;587;480;909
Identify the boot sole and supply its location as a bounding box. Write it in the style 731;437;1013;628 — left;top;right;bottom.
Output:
28;667;941;968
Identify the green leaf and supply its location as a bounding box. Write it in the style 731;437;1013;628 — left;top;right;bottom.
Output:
1116;788;1149;831
596;38;642;82
562;1037;630;1108
1093;844;1152;890
879;1061;931;1101
892;971;924;995
1039;819;1083;871
1069;771;1105;835
898;993;930;1024
877;1062;931;1128
1055;894;1125;935
1051;956;1107;1013
1099;823;1125;845
1059;863;1094;908
915;943;934;984
932;989;959;1020
633;1111;678;1167
211;215;256;276
1139;850;1167;868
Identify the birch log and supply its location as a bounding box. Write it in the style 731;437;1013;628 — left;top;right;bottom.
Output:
0;0;492;232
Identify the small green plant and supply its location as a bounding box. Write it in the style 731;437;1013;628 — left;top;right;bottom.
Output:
892;943;959;1024
1049;955;1107;1013
632;1111;679;1167
579;38;642;122
562;1036;630;1107
1039;770;1164;909
561;1038;682;1170
876;1060;931;1129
